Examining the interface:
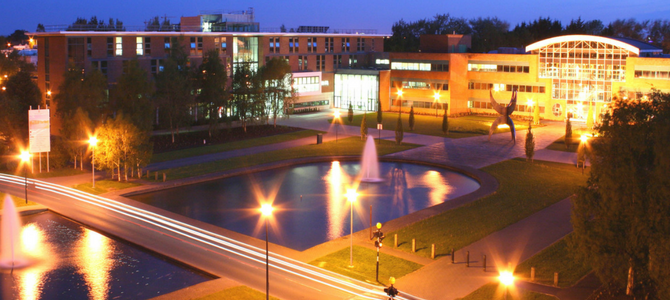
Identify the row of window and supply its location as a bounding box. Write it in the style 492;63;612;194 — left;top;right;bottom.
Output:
392;81;449;90
294;76;321;93
468;101;546;113
467;63;530;73
468;82;546;93
634;70;670;80
540;52;628;60
291;100;330;108
391;62;449;72
391;100;447;109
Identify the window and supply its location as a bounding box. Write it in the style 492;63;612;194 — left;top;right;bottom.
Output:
342;38;350;52
115;37;122;56
107;37;114;57
316;55;325;71
164;37;171;49
269;37;279;53
190;37;203;55
349;56;357;66
145;37;151;55
325;37;333;52
333;55;342;69
289;37;299;53
298;55;307;70
92;61;108;76
357;38;364;52
136;37;144;56
391;61;431;71
634;70;670;80
468;63;529;73
375;59;389;65
87;37;92;57
468;82;545;93
431;63;449;72
308;37;316;53
151;59;163;73
294;76;320;93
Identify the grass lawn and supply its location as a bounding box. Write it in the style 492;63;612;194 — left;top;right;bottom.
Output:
151;129;322;163
515;235;591;287
337;113;531;139
544;127;596;152
195;286;280;300
389;159;588;258
152;137;420;181
309;246;423;286
72;180;142;195
457;282;558;300
0;192;37;208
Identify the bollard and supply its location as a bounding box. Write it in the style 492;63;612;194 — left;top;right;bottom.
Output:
554;272;559;287
394;234;398;248
431;244;435;259
531;267;535;281
451;249;455;264
483;255;487;272
412;239;416;253
163;173;166;182
466;251;470;267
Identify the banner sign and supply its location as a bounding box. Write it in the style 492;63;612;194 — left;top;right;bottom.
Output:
29;109;50;153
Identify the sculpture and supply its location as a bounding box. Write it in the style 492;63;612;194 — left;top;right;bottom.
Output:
489;90;518;143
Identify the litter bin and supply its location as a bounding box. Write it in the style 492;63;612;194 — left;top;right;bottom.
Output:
316;133;323;144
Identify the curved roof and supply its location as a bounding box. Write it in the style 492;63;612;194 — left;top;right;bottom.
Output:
525;35;641;55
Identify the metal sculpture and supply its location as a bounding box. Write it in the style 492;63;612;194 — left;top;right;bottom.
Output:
489;90;518;143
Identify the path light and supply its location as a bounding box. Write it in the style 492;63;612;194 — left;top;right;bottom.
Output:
499;270;515;300
259;203;274;300
89;136;98;189
434;92;441;117
19;151;31;204
333;110;341;142
345;188;358;268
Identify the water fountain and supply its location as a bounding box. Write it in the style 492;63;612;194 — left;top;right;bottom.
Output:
360;135;384;182
1;195;28;269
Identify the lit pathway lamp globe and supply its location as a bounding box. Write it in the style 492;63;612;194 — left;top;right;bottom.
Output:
333;110;341;142
527;99;534;119
259;203;274;300
345;188;358;268
19;151;31;204
499;270;515;300
579;134;589;174
89;136;98;189
434;92;441;117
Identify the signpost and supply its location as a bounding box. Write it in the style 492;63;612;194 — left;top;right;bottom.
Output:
29;108;51;172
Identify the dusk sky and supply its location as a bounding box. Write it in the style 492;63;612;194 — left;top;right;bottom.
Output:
3;0;670;35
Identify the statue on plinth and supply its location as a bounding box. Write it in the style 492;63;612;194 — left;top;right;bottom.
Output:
489;90;518;143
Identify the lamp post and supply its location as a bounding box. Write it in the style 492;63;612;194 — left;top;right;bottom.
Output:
579;134;589;174
527;99;534;120
259;204;274;300
434;92;441;118
333;110;341;143
345;189;358;267
499;270;515;300
89;136;98;189
19;151;31;204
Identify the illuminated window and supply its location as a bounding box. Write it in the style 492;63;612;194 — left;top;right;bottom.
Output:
190;37;203;55
136;37;144;56
295;76;320;93
115;37;122;56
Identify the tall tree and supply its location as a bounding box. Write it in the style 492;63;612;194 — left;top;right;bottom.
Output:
155;37;192;142
377;100;383;124
54;67;107;124
95;113;151;181
525;120;535;162
60;108;93;170
197;49;228;136
442;106;449;135
231;63;260;133
571;92;670;298
111;60;154;132
469;17;510;53
408;106;415;131
260;57;294;128
361;113;368;140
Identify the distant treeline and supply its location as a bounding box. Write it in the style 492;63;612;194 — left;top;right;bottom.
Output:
385;15;670;53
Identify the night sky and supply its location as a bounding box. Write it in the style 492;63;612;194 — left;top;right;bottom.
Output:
4;0;670;35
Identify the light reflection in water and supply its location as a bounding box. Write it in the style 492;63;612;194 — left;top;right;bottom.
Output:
325;161;348;240
16;223;55;300
423;170;452;206
77;229;113;300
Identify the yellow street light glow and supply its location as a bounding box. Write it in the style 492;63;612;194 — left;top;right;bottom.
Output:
397;89;403;97
20;151;31;162
527;100;534;108
499;271;515;286
89;136;98;146
433;92;440;100
580;134;589;143
260;204;274;216
47;90;52;96
345;189;358;203
334;110;341;119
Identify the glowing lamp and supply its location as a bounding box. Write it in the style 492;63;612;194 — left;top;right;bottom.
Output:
580;134;589;143
434;92;440;100
334;110;341;119
260;204;274;216
397;89;403;97
499;271;515;286
20;151;31;162
345;189;358;203
527;100;534;108
88;136;98;146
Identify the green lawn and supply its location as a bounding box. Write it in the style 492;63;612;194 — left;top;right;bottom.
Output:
196;286;280;300
457;282;558;300
515;235;591;287
389;159;588;258
151;129;322;163
152;137;420;181
544;127;596;152
72;180;142;195
337;113;531;139
309;246;423;286
0;192;37;208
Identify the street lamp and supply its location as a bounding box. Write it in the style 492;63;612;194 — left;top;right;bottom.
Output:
89;136;98;189
19;151;31;204
259;203;274;300
499;270;515;300
345;188;358;268
333;110;341;143
434;92;441;118
527;99;534;119
579;134;589;174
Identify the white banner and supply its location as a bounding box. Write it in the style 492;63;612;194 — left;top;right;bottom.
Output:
29;109;50;153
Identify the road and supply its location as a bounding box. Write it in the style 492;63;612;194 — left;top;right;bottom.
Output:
0;173;422;300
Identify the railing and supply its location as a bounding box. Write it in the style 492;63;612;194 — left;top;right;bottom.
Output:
38;24;383;35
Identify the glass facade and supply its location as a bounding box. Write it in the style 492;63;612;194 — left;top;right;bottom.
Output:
294;76;320;94
233;37;258;72
334;74;379;111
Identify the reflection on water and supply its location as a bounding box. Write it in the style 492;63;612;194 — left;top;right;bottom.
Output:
132;162;480;251
0;212;212;300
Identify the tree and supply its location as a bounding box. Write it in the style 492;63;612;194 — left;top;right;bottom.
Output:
361;113;368;140
408;106;415;131
565;117;572;149
96;113;151;181
60;108;93;170
442;106;449;135
111;60;154;132
377;100;383;124
571;92;670;299
231;63;261;133
54;67;108;125
260;57;294;128
3;70;41;140
155;37;192;142
395;112;404;145
470;17;510;53
347;104;354;124
197;50;228;136
36;24;46;32
525;120;535;162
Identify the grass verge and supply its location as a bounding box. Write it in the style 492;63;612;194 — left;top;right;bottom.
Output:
151;129;322;163
389;159;588;258
196;286;280;300
309;246;423;286
515;235;591;287
0;192;37;209
72;180;142;195
457;282;558;300
152;137;419;181
544;127;595;152
338;113;531;139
